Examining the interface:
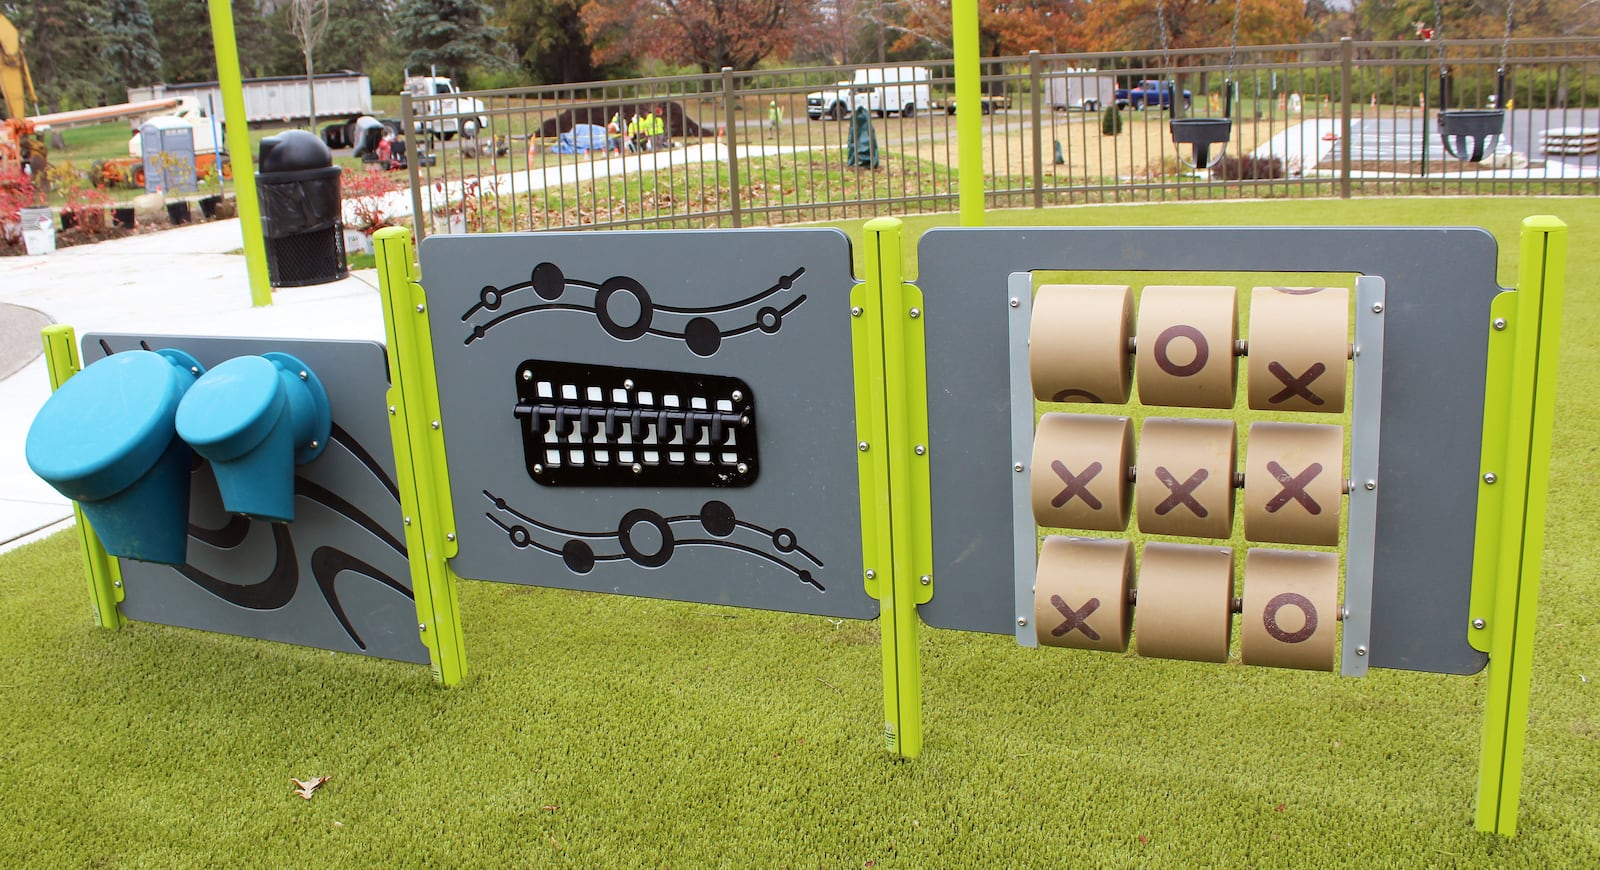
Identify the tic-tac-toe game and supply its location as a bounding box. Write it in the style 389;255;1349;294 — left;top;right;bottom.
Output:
26;214;1562;837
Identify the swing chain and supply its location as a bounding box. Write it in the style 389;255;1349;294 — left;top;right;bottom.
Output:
1433;0;1447;74
1501;0;1517;72
1227;0;1243;75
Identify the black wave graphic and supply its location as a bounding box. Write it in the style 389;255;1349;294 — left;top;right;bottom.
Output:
176;522;299;610
311;547;414;650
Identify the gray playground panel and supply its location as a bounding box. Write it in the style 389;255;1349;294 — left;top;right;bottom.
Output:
420;229;874;619
84;334;430;665
915;226;1502;676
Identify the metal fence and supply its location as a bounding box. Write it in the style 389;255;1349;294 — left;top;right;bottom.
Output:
401;37;1600;237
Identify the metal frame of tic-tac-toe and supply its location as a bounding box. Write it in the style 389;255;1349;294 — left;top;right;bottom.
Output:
29;217;1561;837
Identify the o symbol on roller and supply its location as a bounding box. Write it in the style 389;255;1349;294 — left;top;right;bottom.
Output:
595;277;655;340
618;508;675;568
1262;592;1319;644
1153;324;1210;377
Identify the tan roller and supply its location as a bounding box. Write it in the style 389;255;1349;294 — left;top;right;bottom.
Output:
1240;549;1339;671
1034;536;1134;652
1136;417;1236;539
1243;422;1345;546
1135;284;1238;409
1032;413;1134;532
1030;284;1134;404
1247;286;1351;413
1134;542;1235;663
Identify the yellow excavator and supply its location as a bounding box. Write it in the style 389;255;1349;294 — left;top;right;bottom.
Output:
1;12;44;178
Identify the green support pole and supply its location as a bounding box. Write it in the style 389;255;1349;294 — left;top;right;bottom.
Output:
855;218;930;758
1470;216;1566;836
374;227;467;685
39;325;125;630
207;0;273;307
952;0;984;226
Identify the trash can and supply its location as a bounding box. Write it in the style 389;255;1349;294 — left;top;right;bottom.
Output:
256;130;348;288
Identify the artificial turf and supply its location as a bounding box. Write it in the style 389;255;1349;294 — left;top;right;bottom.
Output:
2;197;1597;867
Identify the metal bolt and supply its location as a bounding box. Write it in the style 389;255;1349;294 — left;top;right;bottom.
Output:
298;370;308;380
113;580;122;588
740;416;751;427
431;420;440;430
1341;607;1350;621
736;462;749;474
1017;617;1027;626
920;575;931;586
1356;646;1367;656
1365;480;1376;491
859;441;870;452
851;306;864;317
1009;298;1020;308
388;405;397;415
624;379;635;390
190;366;200;375
866;569;877;580
631;463;643;474
1014;462;1024;473
446;532;456;542
1371;303;1383;313
522;370;533;381
1473;618;1487;630
731;390;743;402
418;623;427;632
308;441;318;450
1493;318;1507;331
1484;472;1498;484
914;445;926;456
404;517;412;526
416;303;426;313
533;464;544;474
909;308;921;319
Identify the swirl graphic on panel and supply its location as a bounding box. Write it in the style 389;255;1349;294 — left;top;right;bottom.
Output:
459;262;809;357
481;490;825;591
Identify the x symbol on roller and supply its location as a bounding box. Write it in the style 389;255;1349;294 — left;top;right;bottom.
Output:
1050;460;1104;509
1265;461;1324;514
1266;361;1328;406
1049;594;1102;640
1153;467;1209;517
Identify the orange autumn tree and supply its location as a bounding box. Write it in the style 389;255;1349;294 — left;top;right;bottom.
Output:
1078;0;1310;55
868;0;1089;56
581;0;819;72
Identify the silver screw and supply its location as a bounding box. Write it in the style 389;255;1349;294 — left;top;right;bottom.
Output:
851;306;863;317
1014;462;1024;473
1017;617;1027;626
416;303;426;313
431;420;441;430
1371;303;1383;313
920;575;931;586
909;308;921;319
859;441;870;452
533;464;544;474
736;462;749;474
388;405;397;415
190;366;200;375
865;569;877;580
1365;480;1376;491
740;416;751;427
446;532;456;542
731;390;743;402
1473;618;1487;630
418;623;427;632
298;370;308;380
113;580;122;588
1484;472;1498;484
1356;646;1367;656
1009;298;1020;308
632;463;643;474
308;441;318;450
404;517;412;526
914;445;926;456
1493;318;1508;331
1341;607;1350;621
522;370;532;381
624;379;635;390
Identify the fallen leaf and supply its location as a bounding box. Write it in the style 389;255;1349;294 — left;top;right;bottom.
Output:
543;805;560;812
1275;804;1286;812
1138;835;1149;845
291;776;330;800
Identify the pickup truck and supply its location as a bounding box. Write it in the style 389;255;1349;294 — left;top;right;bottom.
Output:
1114;80;1192;111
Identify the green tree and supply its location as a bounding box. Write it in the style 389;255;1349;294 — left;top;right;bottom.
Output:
497;0;612;83
149;0;278;82
7;0;111;111
101;0;165;100
393;0;504;83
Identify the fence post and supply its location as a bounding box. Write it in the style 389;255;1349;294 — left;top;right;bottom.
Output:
722;67;743;228
1030;51;1044;210
401;93;428;239
1340;37;1354;199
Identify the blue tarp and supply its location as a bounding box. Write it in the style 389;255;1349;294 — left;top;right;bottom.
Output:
551;124;610;154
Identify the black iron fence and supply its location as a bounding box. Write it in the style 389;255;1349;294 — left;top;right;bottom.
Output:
400;37;1600;237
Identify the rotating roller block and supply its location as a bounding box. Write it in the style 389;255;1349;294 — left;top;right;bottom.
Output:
1034;536;1134;652
1135;285;1238;409
1030;284;1134;404
1031;413;1134;531
1247;286;1351;413
1243;422;1345;546
1135;542;1235;663
1240;549;1338;671
1136;417;1236;539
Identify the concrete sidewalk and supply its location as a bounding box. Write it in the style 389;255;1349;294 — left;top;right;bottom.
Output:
0;219;386;553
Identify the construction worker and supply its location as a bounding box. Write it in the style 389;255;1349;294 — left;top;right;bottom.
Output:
651;107;667;151
607;110;625;154
768;100;782;138
627;110;643;151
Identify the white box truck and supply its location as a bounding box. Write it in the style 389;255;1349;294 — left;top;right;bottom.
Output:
807;67;933;120
129;71;372;125
1047;70;1116;112
403;75;490;139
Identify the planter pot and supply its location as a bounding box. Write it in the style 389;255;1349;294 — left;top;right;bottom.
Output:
20;206;55;255
60;210;78;231
199;195;222;219
166;201;192;225
113;207;136;229
342;228;375;255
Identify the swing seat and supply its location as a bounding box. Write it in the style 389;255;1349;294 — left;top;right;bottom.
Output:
1438;109;1505;162
1171;118;1233;169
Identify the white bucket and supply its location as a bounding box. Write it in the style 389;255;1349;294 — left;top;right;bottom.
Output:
20;207;55;256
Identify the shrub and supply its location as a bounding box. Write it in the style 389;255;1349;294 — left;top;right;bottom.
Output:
1101;104;1123;136
1210;155;1287;180
342;168;402;234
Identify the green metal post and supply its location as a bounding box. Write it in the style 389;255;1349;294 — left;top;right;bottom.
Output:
206;0;273;307
374;227;467;685
1471;216;1565;836
952;0;984;226
39;325;125;629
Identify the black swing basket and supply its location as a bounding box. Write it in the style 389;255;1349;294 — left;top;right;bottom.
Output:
1437;109;1506;163
1170;117;1234;170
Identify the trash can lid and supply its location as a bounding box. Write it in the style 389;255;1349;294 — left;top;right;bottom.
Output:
26;350;196;502
259;129;334;172
176;355;288;463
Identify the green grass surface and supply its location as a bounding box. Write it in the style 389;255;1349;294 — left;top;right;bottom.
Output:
4;198;1599;866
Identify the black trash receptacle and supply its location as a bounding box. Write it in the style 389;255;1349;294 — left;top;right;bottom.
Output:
257;130;348;288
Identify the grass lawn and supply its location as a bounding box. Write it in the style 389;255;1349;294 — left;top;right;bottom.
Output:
3;197;1598;866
